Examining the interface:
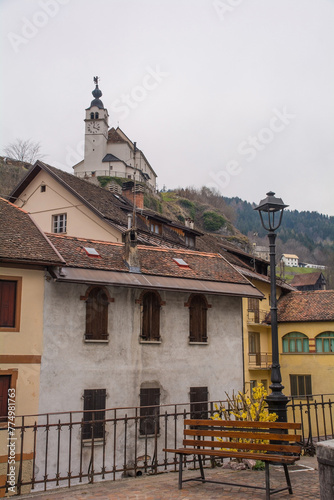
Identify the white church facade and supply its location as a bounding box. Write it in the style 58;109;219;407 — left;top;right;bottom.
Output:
73;77;157;190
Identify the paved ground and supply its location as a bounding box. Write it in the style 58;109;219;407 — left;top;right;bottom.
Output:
17;456;319;500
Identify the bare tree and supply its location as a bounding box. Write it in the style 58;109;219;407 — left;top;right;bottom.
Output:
3;138;45;164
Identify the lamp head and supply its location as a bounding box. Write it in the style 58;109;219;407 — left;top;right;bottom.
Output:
254;191;288;232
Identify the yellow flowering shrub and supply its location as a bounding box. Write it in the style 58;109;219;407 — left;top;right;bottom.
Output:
211;384;278;455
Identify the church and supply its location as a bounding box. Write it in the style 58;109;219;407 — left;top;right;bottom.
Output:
73;77;157;190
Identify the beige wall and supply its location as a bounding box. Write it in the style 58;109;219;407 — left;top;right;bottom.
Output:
15;171;121;242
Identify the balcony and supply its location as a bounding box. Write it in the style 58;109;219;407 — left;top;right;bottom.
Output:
247;309;269;325
248;352;272;369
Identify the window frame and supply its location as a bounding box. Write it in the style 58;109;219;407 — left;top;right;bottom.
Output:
290;374;312;399
315;332;334;353
282;332;309;353
80;286;113;342
82;388;106;440
0;370;18;426
0;277;22;332
52;213;67;234
139;387;160;436
190;386;209;420
186;294;210;343
138;291;164;342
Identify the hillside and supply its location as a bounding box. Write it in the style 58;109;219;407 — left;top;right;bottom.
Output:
0;157;32;197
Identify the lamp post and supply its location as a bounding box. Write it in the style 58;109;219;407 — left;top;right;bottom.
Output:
254;191;289;422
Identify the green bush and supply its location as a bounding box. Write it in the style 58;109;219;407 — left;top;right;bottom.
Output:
203;211;225;232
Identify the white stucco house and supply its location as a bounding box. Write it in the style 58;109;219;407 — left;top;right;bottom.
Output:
281;254;299;267
30;229;262;489
72;77;157;190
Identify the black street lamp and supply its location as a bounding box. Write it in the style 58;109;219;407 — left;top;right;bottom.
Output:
254;191;289;422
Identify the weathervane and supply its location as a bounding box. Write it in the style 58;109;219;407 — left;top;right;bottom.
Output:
93;76;99;85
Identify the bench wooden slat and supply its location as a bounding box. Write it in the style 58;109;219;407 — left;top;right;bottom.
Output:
184;419;301;430
185;428;301;442
183;438;301;454
163;447;299;464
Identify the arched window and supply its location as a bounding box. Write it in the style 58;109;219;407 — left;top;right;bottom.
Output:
188;294;209;343
82;286;112;341
282;332;309;353
140;291;161;341
316;332;334;353
95;112;99;119
90;112;94;119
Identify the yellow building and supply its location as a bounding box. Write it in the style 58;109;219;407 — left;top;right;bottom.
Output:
0;198;62;496
276;290;334;398
240;268;294;394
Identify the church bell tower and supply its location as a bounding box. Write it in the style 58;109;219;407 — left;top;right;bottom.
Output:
84;77;109;171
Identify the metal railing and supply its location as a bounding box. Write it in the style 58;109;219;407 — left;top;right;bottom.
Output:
1;395;333;496
248;352;272;369
288;394;334;456
0;401;220;496
247;309;269;324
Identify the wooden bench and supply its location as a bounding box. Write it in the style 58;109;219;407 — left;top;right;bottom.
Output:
164;418;302;500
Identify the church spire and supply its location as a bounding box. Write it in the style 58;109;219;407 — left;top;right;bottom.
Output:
89;76;104;109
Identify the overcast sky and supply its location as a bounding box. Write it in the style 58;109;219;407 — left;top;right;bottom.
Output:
1;0;333;215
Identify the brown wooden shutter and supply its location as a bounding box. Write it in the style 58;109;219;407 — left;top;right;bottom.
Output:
140;388;160;435
83;388;106;439
85;288;109;340
0;281;16;328
190;387;208;419
189;295;207;342
0;375;11;422
142;293;160;341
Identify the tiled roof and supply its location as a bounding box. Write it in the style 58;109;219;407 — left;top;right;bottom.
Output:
290;272;324;287
0;198;63;265
47;234;250;284
9;162;194;248
269;290;334;323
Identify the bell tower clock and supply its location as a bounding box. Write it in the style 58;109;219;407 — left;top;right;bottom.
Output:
83;76;109;172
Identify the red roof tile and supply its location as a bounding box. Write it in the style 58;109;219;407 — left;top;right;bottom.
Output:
290;272;324;287
47;234;251;284
0;198;63;265
272;290;334;323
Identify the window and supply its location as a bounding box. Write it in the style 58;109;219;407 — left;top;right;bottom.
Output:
40;185;46;192
95;112;99;119
52;213;67;233
150;222;161;235
139;387;160;435
190;387;208;419
0;277;22;332
0;375;11;423
261;379;268;391
90;112;94;119
290;375;312;399
283;332;309;353
82;389;106;440
140;291;161;341
250;380;257;391
316;332;334;353
188;294;208;343
83;286;110;341
248;298;260;323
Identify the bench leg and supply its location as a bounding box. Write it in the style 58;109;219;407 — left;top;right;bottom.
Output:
178;454;183;489
265;461;271;500
198;455;205;483
283;464;293;494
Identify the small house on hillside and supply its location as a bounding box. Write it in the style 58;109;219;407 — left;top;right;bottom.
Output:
281;254;299;267
291;272;327;291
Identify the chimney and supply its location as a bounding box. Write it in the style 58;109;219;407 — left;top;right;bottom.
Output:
122;182;144;209
123;229;140;273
